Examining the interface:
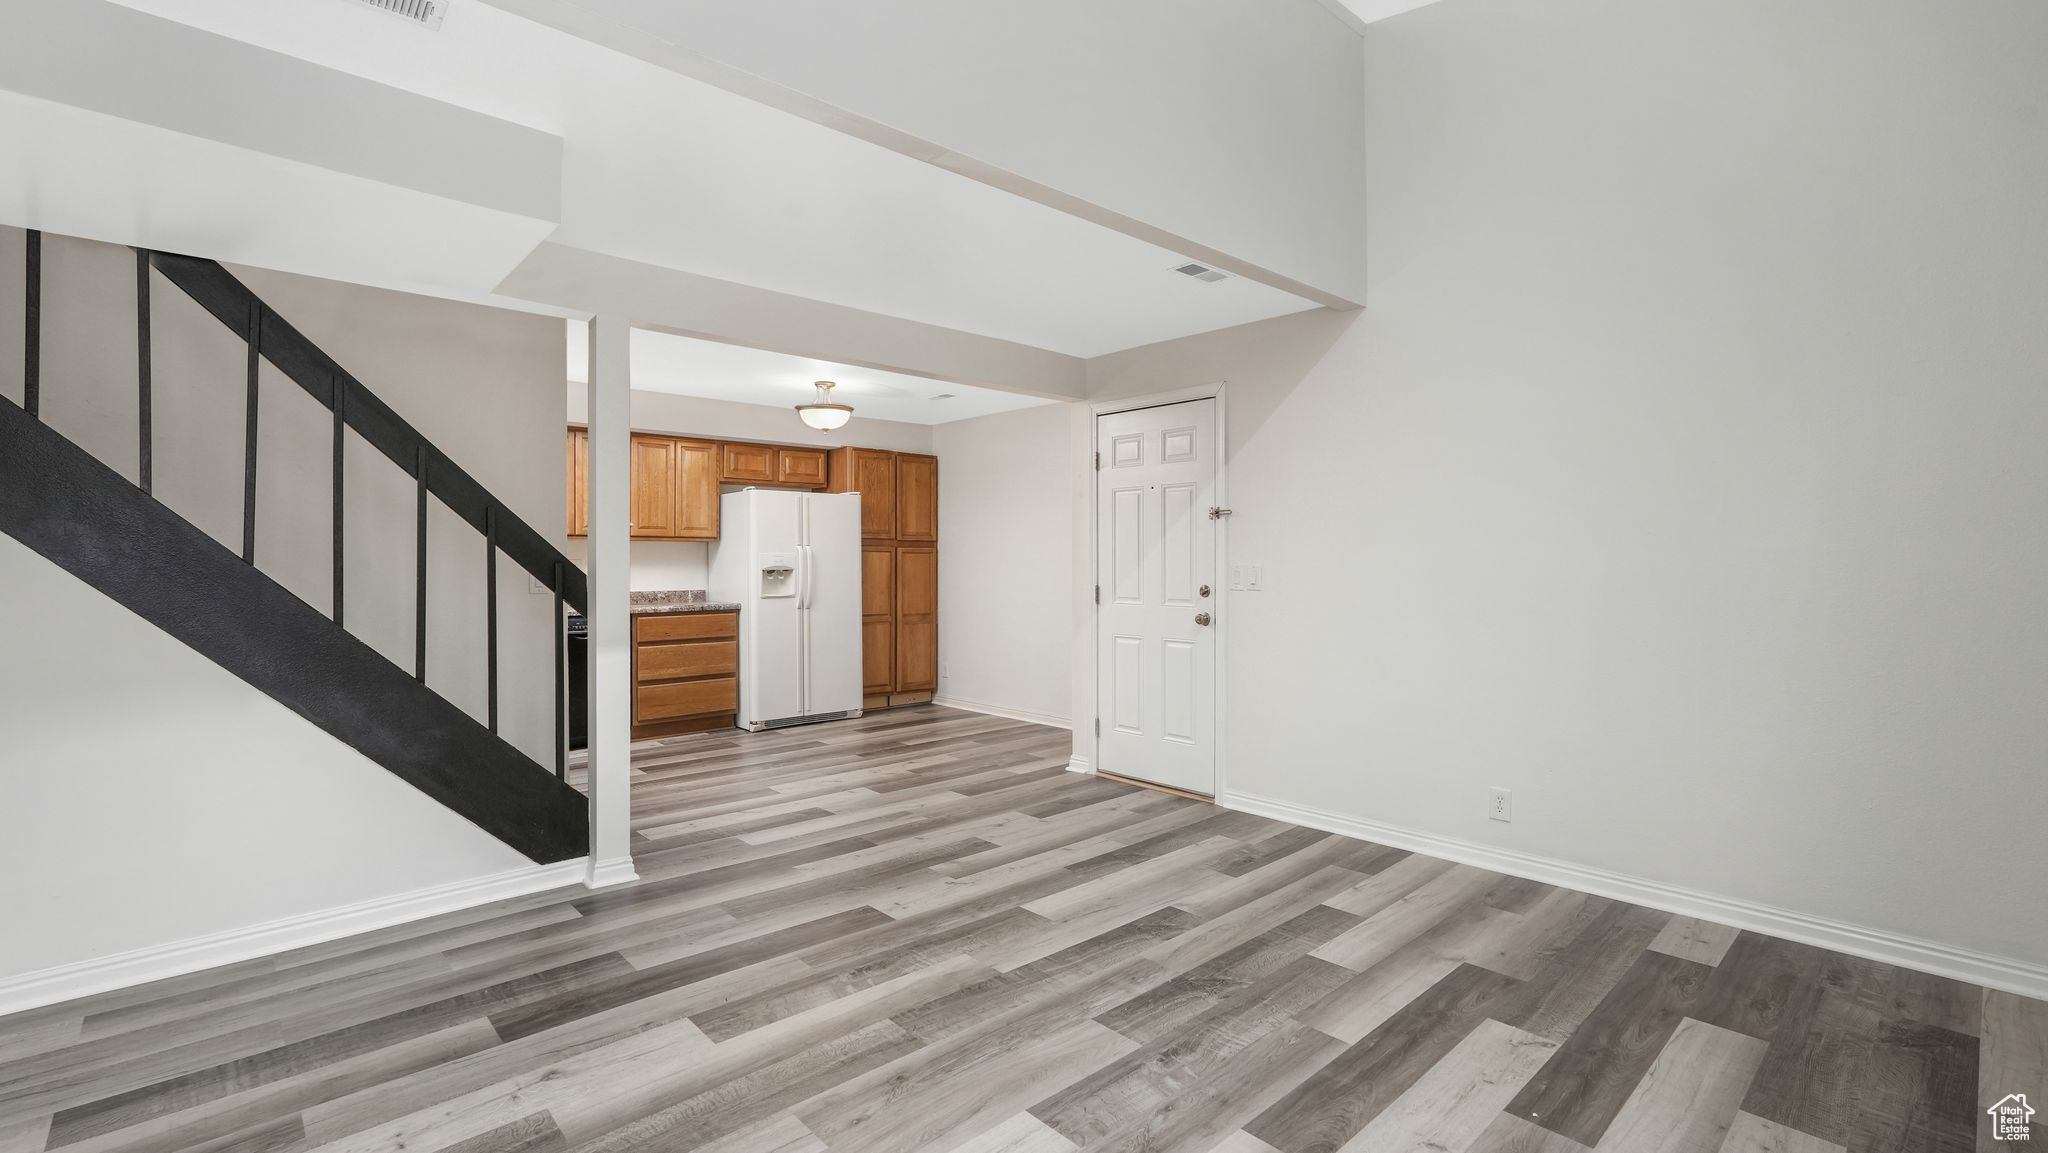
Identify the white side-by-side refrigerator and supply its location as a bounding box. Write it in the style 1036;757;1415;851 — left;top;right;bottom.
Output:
707;489;863;730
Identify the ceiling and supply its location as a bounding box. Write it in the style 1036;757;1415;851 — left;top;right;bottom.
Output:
81;0;1322;360
565;324;1057;426
1317;0;1449;31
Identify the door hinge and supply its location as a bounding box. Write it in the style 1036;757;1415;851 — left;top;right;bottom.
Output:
1094;584;1100;604
1208;506;1234;520
1094;718;1101;737
1094;451;1101;470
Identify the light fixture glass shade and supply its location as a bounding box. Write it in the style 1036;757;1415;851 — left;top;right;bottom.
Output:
795;381;854;432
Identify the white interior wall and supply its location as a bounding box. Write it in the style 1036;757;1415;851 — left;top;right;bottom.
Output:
931;403;1077;725
563;383;933;590
0;536;534;983
1081;0;2048;970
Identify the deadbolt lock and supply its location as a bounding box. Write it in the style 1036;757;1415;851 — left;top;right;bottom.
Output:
1194;612;1212;626
1198;584;1211;598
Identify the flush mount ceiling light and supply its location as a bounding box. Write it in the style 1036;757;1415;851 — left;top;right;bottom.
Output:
795;381;854;432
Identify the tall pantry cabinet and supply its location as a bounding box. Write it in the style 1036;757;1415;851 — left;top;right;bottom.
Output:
827;448;939;711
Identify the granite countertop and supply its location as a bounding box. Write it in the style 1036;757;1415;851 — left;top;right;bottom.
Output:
628;590;741;615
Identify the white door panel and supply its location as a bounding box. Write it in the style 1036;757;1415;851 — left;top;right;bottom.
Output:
1096;399;1217;795
1111;634;1142;735
1162;483;1196;605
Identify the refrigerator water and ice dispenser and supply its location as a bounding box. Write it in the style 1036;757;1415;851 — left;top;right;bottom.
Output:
758;552;797;598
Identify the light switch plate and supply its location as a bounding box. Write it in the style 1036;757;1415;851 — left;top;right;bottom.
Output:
1245;565;1263;591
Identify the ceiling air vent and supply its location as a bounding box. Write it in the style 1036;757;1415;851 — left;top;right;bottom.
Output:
1172;261;1232;284
346;0;446;29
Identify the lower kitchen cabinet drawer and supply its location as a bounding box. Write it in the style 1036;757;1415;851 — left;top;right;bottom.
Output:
636;640;737;683
636;677;738;722
636;613;738;642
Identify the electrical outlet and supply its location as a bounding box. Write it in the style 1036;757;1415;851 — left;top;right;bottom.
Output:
1488;787;1512;822
939;660;950;680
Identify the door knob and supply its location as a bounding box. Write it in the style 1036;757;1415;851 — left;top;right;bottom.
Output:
1195;612;1212;626
1198;584;1211;598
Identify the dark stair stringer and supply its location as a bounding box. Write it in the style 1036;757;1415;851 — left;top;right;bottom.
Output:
0;396;590;863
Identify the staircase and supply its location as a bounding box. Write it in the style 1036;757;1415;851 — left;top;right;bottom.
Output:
0;233;589;864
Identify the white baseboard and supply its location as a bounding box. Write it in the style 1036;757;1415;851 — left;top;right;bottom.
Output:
0;858;590;1018
930;696;1072;730
1066;754;1094;775
586;857;639;889
1221;789;2048;1001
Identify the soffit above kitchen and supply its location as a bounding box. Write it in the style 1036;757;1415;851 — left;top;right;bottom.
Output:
27;0;1352;368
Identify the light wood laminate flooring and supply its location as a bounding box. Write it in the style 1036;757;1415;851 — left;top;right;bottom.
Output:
1;707;2040;1153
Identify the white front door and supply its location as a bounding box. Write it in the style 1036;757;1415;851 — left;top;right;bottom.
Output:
1096;399;1218;795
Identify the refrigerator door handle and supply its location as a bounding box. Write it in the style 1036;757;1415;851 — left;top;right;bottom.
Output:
797;495;813;609
797;545;812;713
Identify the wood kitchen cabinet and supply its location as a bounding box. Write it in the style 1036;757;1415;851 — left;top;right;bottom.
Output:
721;441;827;488
568;428;718;541
896;453;939;542
894;545;938;694
632;610;739;738
775;446;829;488
719;442;777;484
860;544;895;696
827;448;940;710
672;439;719;539
629;434;680;538
565;427;588;537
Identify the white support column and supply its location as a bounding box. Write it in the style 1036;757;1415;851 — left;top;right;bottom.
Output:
584;316;637;888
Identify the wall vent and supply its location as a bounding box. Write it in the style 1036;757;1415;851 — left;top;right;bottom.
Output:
346;0;446;29
1173;261;1232;283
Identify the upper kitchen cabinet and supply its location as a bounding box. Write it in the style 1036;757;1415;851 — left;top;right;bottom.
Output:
896;453;939;542
775;446;829;488
721;441;827;488
629;434;681;538
672;439;720;539
565;427;588;538
568;428;718;541
720;442;777;484
827;447;898;539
